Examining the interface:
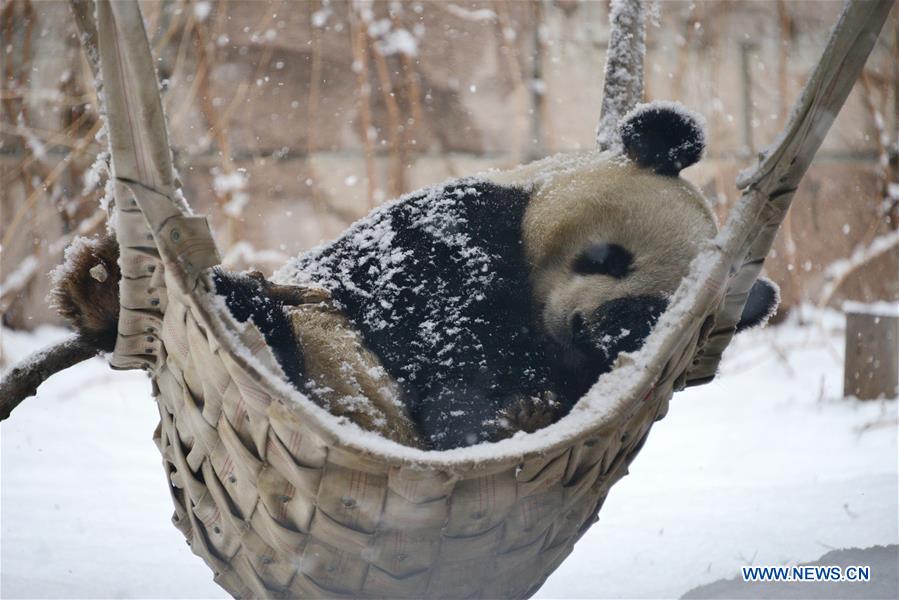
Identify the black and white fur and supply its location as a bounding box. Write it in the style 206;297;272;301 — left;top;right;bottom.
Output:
54;104;778;451
280;181;554;448
273;103;778;449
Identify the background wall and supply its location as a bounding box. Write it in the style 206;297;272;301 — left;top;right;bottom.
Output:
2;0;897;333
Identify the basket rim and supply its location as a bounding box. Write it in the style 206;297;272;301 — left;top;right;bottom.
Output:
92;0;893;474
182;222;736;472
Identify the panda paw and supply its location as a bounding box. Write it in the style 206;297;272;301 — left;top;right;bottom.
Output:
619;101;706;176
736;277;780;332
49;233;121;352
243;270;331;306
493;391;564;439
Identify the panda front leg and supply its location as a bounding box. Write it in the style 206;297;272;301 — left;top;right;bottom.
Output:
211;272;426;447
285;303;425;449
49;232;319;391
48;234;424;446
241;270;331;306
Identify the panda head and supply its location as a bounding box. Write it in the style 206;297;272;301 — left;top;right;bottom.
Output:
492;102;776;391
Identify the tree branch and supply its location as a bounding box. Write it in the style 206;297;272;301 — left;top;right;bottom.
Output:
68;0;100;79
0;336;98;421
597;0;645;151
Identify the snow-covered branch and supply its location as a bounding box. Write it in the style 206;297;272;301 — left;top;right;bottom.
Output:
0;256;39;313
0;336;99;421
818;229;899;307
597;0;645;151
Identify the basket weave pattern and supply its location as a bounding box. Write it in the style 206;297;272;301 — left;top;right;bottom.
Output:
153;286;700;598
81;0;891;596
86;4;708;592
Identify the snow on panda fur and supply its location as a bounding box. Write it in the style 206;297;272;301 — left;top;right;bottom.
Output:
277;180;552;449
275;103;778;450
51;103;779;451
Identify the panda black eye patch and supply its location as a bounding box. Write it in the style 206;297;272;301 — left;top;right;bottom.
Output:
572;243;633;278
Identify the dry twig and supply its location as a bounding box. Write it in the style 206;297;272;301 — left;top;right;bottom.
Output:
350;6;379;207
0;337;99;422
369;30;407;197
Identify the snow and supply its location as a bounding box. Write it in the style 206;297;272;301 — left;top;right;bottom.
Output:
276;179;496;342
211;168;247;196
537;308;897;598
2;308;895;597
443;4;497;23
888;182;899;201
192;1;211;23
47;235;115;299
819;229;899;303
311;2;332;29
19;117;48;163
271;149;719;455
1;327;222;599
842;300;899;318
363;14;418;57
0;255;38;301
375;28;418;57
596;0;646;150
219;240;288;271
82;149;109;195
211;168;249;218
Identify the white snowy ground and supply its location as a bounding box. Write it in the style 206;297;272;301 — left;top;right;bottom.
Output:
1;308;896;599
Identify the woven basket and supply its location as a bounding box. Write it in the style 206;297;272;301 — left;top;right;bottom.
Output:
84;1;890;597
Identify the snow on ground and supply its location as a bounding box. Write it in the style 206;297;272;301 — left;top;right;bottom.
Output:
537;308;898;599
1;308;896;599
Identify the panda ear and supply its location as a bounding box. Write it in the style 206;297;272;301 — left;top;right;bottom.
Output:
619;102;706;176
736;277;780;332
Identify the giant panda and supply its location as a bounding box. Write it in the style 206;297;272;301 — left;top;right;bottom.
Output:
272;102;778;449
52;103;778;451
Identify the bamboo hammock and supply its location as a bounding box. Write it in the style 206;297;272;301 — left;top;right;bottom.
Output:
2;0;893;597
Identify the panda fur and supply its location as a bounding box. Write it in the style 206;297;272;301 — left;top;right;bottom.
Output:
49;237;308;389
209;268;305;389
51;103;779;451
274;103;747;450
278;181;552;448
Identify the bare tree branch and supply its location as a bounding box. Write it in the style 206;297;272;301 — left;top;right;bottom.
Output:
597;0;645;151
68;0;100;79
349;5;379;208
0;337;98;421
